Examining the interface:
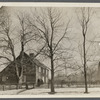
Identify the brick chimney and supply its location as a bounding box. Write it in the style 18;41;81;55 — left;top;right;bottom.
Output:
29;53;35;59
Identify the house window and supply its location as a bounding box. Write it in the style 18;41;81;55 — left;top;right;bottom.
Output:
43;69;44;73
39;67;41;72
42;76;44;83
46;70;48;76
2;76;6;82
45;70;47;75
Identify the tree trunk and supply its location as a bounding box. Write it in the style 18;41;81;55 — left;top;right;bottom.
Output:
50;54;55;93
17;76;23;89
17;40;24;89
14;59;23;89
83;35;88;93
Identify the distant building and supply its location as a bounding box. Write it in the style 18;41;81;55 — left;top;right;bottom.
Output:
0;52;49;85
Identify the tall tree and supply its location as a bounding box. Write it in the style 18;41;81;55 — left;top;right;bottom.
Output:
0;8;46;88
28;8;70;93
16;12;46;87
76;7;93;93
0;7;21;87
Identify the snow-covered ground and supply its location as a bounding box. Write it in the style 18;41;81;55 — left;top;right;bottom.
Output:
0;88;100;97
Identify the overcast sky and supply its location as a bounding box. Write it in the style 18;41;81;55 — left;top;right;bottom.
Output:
0;6;100;75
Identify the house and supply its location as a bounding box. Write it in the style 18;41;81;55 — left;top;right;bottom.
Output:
0;52;49;85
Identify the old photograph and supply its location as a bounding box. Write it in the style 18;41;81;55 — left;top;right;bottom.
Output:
0;3;100;97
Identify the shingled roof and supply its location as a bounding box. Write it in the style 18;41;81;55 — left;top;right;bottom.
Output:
0;52;49;75
27;53;49;70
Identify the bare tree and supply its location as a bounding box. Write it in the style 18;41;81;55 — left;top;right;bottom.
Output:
0;8;46;88
0;8;14;62
16;12;46;87
0;7;21;89
76;7;93;93
28;8;70;93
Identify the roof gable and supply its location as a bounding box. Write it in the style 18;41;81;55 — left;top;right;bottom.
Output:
0;52;49;74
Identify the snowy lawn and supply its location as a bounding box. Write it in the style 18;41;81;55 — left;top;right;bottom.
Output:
0;88;100;97
0;89;25;95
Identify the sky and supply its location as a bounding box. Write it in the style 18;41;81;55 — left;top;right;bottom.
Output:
0;6;100;75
